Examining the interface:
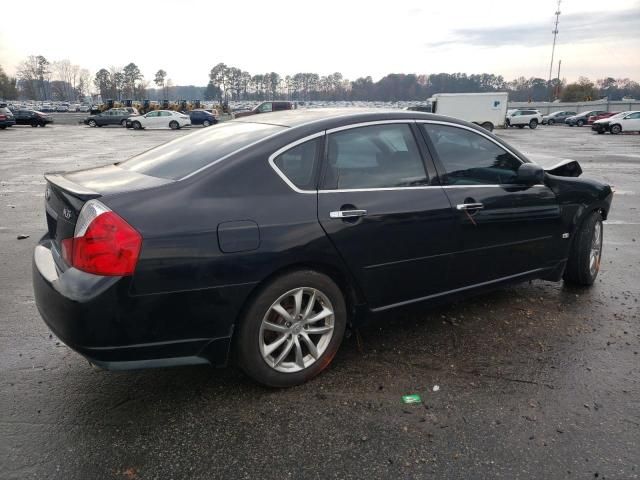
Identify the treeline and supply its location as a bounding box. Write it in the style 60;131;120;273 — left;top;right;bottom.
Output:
6;56;92;102
203;64;640;103
3;55;640;103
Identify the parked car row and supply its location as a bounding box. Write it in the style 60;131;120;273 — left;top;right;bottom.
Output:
81;108;218;130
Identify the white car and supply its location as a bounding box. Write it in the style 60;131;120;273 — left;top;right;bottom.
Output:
127;110;191;130
592;111;640;134
506;109;543;129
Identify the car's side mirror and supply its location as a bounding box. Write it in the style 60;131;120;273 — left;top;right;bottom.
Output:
516;163;544;185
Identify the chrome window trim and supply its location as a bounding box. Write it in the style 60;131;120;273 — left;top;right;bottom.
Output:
267;119;542;194
325;119;414;134
415;119;526;164
318;184;546;194
267;131;325;194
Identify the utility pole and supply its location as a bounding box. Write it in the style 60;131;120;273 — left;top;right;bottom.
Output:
547;0;561;101
555;59;562;99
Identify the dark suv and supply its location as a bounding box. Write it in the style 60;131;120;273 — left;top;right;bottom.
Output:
14;109;53;127
234;101;294;118
0;104;16;129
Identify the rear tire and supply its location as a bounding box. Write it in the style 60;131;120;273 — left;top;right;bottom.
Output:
132;121;142;130
121;119;127;127
529;119;538;129
548;119;555;126
564;211;603;286
203;120;211;127
481;122;494;132
577;119;585;127
169;120;179;130
236;270;347;387
88;119;97;127
610;124;622;134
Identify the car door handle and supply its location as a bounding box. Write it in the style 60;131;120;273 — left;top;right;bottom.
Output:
329;209;367;219
456;203;484;211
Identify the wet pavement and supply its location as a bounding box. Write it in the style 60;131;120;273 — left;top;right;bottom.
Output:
1;123;639;479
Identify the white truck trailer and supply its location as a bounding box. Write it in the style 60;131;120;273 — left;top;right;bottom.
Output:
426;92;509;131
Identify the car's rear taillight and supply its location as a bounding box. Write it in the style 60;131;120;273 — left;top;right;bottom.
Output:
0;115;6;121
61;200;141;276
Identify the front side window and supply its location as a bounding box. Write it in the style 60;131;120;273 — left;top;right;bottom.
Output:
146;111;159;118
625;112;640;119
323;124;427;190
258;102;273;113
422;124;521;186
273;137;321;190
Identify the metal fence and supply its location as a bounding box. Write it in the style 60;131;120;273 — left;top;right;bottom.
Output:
507;99;640;115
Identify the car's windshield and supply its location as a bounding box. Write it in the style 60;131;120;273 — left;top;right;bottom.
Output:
118;121;284;180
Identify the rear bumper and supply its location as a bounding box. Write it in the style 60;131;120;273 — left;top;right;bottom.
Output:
0;119;16;127
32;237;233;369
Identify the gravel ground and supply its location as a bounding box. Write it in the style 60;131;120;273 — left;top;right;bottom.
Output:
1;122;639;480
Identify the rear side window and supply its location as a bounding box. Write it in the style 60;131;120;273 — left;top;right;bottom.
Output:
323;124;427;190
119;122;284;180
273;137;321;190
423;124;521;185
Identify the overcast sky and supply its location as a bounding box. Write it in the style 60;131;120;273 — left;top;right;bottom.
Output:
1;0;638;85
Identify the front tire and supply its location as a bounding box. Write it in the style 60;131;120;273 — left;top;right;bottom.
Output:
88;119;97;127
529;119;538;129
564;211;603;286
236;270;347;387
577;119;585;127
132;121;142;130
548;119;555;126
203;120;211;127
610;124;622;134
481;122;494;132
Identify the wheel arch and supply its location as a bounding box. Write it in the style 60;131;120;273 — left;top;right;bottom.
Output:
231;260;366;337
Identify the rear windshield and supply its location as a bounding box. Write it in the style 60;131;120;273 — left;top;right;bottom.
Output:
118;122;284;180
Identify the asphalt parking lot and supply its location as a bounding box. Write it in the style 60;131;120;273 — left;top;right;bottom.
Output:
1;122;639;479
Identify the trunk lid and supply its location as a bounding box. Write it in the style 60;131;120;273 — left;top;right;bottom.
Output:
44;165;172;250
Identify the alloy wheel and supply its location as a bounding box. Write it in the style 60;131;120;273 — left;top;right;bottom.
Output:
259;287;335;373
589;220;602;276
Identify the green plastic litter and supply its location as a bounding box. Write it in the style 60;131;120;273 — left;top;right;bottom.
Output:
402;394;422;404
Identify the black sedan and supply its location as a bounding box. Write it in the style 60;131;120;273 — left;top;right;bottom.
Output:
13;109;54;127
83;108;136;127
33;109;613;387
188;109;218;127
